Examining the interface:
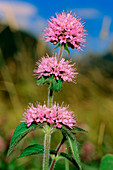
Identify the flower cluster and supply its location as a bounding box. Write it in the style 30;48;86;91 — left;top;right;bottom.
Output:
34;54;78;83
42;11;87;51
23;103;77;129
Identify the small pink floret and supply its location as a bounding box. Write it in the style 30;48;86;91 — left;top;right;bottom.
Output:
23;103;77;129
34;54;78;83
42;11;87;51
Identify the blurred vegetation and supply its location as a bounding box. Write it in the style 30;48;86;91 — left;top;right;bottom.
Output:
0;24;113;169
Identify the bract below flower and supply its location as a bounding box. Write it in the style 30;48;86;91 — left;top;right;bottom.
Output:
23;103;77;129
34;54;78;83
42;11;87;51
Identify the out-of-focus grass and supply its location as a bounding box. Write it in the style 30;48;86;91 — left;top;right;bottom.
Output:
0;24;113;169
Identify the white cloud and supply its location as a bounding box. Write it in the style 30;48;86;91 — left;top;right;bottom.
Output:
0;1;46;36
0;1;37;17
73;8;101;19
99;16;112;39
0;1;37;31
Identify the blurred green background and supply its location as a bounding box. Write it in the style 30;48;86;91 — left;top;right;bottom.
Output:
0;2;113;170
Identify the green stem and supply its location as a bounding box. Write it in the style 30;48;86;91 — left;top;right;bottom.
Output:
43;87;54;169
43;131;51;170
44;44;64;170
57;44;64;64
47;88;53;107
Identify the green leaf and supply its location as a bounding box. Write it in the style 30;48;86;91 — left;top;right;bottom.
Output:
37;76;62;92
52;43;60;51
100;154;113;170
64;43;70;56
50;78;62;92
37;76;46;86
8;122;42;156
61;126;82;170
59;152;79;169
18;144;56;158
71;126;88;133
18;144;79;168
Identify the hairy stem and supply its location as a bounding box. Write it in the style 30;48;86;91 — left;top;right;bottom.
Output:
47;88;53;107
50;136;66;170
57;44;64;64
43;132;51;170
45;44;64;170
43;87;54;169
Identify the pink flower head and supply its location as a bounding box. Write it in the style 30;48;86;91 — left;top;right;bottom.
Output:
42;11;87;51
34;54;78;83
23;103;77;129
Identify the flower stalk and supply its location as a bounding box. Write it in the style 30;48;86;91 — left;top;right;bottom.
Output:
43;87;53;170
43;129;51;170
57;44;64;64
44;43;64;169
47;88;53;108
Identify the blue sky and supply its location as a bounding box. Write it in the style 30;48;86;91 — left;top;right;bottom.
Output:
0;0;113;55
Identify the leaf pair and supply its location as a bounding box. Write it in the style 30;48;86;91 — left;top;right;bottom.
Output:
18;144;78;167
18;125;86;169
37;75;62;92
8;122;87;170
